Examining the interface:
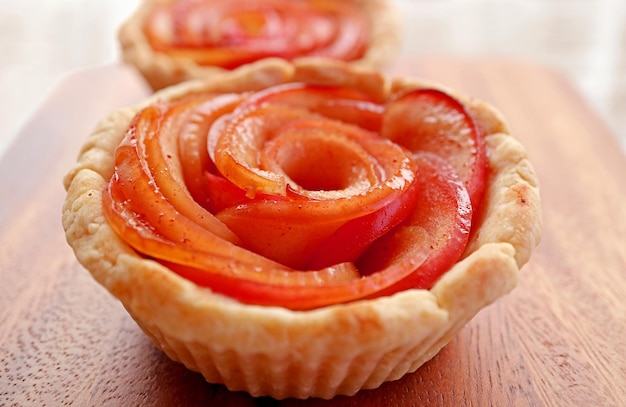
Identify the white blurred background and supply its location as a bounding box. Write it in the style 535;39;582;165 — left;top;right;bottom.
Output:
1;0;624;158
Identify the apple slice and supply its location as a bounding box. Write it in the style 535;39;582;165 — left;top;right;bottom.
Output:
382;88;487;212
358;152;473;293
241;82;384;131
177;93;246;210
303;176;420;269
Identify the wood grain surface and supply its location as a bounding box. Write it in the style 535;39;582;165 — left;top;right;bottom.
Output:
1;59;625;407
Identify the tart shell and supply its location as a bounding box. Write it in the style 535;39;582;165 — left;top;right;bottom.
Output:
62;58;542;399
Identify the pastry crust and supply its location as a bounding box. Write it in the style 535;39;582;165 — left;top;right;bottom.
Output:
62;58;542;399
118;0;401;90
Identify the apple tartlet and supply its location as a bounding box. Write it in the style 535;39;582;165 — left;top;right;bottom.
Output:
62;58;542;399
118;0;400;90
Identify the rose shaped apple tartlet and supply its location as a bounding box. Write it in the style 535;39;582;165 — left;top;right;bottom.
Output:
119;0;400;90
62;58;542;399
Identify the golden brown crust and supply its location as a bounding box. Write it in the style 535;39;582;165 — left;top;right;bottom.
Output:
62;59;542;399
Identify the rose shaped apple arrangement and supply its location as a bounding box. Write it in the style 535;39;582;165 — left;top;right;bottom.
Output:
143;0;369;69
63;60;541;399
105;82;484;310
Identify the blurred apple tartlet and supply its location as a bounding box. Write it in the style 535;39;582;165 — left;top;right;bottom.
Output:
119;0;400;90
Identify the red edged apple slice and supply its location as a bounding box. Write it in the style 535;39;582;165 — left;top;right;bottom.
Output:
241;82;384;131
177;93;246;209
303;176;420;269
358;151;473;293
207;104;313;197
382;88;487;212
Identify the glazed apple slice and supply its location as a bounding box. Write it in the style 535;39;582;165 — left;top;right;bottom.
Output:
241;82;384;131
303;177;420;269
382;88;487;212
177;93;246;210
358;152;473;293
162;229;428;310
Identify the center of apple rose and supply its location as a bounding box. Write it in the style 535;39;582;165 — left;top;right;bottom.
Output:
260;126;379;198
